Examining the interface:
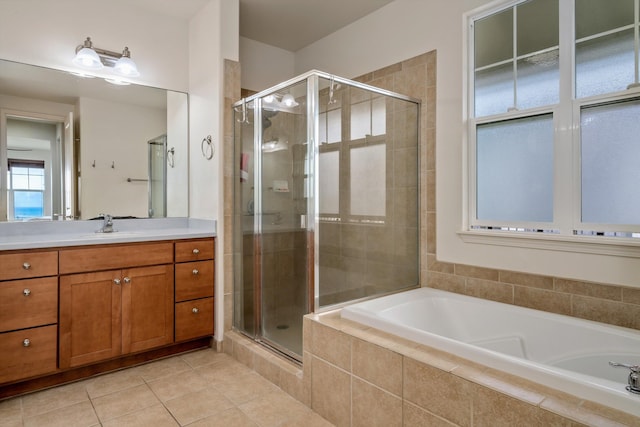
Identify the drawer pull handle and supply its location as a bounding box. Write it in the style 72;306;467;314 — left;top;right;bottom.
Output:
192;269;199;275
123;277;131;284
22;262;31;270
192;248;200;255
113;278;121;285
192;307;199;314
23;339;31;347
23;288;31;297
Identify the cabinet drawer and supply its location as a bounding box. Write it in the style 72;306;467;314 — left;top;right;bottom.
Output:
175;261;214;302
0;251;58;281
59;242;173;274
0;325;57;384
175;238;214;263
175;298;213;342
0;277;58;332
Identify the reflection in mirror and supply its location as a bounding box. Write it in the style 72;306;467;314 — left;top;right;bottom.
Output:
0;58;188;222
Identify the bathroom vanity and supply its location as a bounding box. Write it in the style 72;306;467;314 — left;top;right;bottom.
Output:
0;218;215;398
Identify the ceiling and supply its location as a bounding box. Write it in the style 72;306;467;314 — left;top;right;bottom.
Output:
239;0;395;52
132;0;395;52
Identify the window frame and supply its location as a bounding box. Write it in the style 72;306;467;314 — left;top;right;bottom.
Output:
463;0;640;256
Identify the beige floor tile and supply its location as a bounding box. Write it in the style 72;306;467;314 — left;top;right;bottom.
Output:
186;407;259;427
23;400;98;427
21;381;89;419
0;396;22;426
101;403;179;427
92;383;160;423
148;368;209;402
85;367;146;399
132;356;193;382
180;348;229;368
280;411;335;427
164;386;235;425
239;391;313;427
214;371;280;405
195;356;254;385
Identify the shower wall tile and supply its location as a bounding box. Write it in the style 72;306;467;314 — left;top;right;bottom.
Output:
555;278;622;301
513;285;572;316
465;277;513;304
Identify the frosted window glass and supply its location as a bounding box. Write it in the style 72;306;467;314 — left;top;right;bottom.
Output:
319;151;339;214
319;112;327;143
576;30;635;98
575;0;633;39
475;63;514;117
517;49;559;110
581;100;640;224
351;102;370;140
351;145;385;216
474;8;513;68
327;109;341;143
477;114;554;222
372;97;386;136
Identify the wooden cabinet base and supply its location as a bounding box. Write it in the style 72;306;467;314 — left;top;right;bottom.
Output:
0;338;212;400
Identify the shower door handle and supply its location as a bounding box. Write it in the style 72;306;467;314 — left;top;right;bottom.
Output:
300;214;307;228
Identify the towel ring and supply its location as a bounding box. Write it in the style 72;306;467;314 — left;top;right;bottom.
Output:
201;135;214;160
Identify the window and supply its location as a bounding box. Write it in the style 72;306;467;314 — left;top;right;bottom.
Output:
468;0;640;239
7;159;45;220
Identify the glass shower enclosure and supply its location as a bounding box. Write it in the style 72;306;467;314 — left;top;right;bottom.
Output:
233;71;420;361
148;134;167;218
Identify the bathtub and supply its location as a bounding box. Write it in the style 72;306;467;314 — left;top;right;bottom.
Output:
340;287;640;417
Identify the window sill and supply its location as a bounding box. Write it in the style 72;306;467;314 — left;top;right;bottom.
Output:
457;229;640;258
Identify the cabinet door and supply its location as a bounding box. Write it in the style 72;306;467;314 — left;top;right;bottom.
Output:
122;264;174;354
59;271;122;368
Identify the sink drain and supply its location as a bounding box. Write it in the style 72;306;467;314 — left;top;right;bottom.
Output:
276;324;289;330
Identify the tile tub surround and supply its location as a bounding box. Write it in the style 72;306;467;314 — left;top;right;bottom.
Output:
303;310;640;427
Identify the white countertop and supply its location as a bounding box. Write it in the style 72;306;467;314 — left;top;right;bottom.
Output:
0;218;216;251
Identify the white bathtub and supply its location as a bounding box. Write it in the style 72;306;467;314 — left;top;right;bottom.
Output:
340;287;640;417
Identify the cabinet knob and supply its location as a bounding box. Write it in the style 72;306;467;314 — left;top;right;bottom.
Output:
22;262;31;270
23;288;31;297
192;269;199;276
192;307;199;314
123;277;131;284
192;248;200;255
113;278;121;285
23;338;31;347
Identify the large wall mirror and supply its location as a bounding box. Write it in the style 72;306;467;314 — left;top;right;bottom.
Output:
0;58;188;222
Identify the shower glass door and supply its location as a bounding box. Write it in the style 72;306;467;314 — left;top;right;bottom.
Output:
258;80;311;358
233;79;313;361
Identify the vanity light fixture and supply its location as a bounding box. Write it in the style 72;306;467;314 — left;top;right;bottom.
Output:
72;37;140;78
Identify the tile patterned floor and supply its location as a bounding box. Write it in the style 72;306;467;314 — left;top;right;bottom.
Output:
0;349;334;427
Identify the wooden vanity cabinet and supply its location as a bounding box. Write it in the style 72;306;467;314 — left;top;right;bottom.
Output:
0;250;58;384
174;238;215;342
58;242;174;369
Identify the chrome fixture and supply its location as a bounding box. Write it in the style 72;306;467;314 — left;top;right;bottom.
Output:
98;213;114;233
73;37;140;81
609;361;640;394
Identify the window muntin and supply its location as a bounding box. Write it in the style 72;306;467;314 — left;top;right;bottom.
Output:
7;160;45;220
474;0;559;117
469;0;640;239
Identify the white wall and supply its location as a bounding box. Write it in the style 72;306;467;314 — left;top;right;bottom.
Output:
166;92;189;217
78;97;165;219
283;0;640;287
240;37;295;92
0;0;190;91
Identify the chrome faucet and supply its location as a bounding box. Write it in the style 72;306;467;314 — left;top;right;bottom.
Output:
99;213;114;233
